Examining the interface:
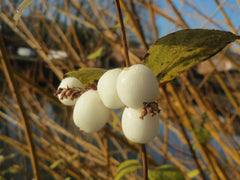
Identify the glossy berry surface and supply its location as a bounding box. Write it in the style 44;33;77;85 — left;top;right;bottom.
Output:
116;64;159;108
121;107;159;144
73;90;111;133
97;68;124;109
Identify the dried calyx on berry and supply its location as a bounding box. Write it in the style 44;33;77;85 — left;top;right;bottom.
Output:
121;107;160;144
140;102;160;119
55;77;84;106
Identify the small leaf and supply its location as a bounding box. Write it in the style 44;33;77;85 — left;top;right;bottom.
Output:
13;0;33;22
0;176;7;180
50;159;65;169
114;159;141;180
87;47;104;60
111;18;128;31
187;169;199;178
192;143;198;150
148;165;185;180
0;156;4;165
2;165;22;174
144;29;239;84
65;68;107;87
69;153;79;162
194;127;211;144
0;154;16;165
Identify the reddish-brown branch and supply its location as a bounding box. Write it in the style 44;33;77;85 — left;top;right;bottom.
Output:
141;144;148;180
114;0;130;67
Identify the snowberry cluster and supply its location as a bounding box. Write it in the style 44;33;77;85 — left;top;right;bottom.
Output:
55;64;160;143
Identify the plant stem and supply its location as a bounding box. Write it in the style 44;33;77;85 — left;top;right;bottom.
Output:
141;144;148;180
0;35;40;179
114;0;130;67
114;1;149;179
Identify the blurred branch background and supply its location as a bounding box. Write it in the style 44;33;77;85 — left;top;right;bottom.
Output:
0;0;240;179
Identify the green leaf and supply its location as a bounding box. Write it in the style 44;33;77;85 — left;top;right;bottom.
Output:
111;18;128;31
13;0;33;22
87;47;104;60
143;29;239;84
114;159;141;180
187;169;199;178
0;176;7;180
148;165;185;180
50;159;65;169
2;165;22;175
194;127;211;144
65;68;107;87
69;153;79;162
0;154;16;165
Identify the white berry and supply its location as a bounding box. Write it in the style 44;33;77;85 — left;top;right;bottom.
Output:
73;90;111;133
121;107;159;144
57;77;84;106
97;68;125;109
116;64;159;108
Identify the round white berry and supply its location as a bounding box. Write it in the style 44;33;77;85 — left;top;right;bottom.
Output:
116;64;159;108
57;77;84;106
97;68;125;109
73;90;111;133
121;107;159;144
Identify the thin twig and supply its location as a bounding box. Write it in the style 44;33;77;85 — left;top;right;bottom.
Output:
64;0;86;62
147;0;158;41
0;35;40;179
114;1;148;179
162;85;206;180
114;0;130;67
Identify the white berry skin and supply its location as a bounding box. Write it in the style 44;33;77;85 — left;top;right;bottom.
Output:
121;107;159;144
116;64;159;108
97;68;125;109
73;90;111;133
57;77;84;106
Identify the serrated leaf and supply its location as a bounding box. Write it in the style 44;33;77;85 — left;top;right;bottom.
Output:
114;159;141;180
50;159;65;169
87;47;104;60
65;68;107;87
144;29;239;84
187;169;199;178
13;0;33;22
148;165;185;180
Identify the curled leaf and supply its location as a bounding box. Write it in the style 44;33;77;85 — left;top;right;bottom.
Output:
187;169;199;178
87;47;104;60
114;159;141;180
149;165;185;180
144;29;239;84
